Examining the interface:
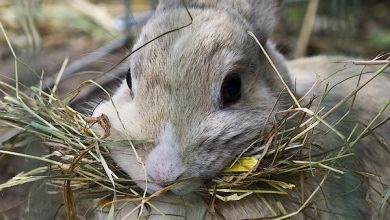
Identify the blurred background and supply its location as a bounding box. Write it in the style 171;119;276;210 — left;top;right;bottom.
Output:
0;0;389;219
275;0;390;58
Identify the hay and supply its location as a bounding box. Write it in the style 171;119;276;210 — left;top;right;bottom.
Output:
1;21;389;219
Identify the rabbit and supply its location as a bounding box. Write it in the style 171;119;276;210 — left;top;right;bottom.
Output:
91;0;389;219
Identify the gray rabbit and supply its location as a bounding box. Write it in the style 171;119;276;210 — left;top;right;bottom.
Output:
92;0;389;219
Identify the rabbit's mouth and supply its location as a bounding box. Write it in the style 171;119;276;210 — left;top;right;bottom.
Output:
138;175;202;196
171;180;202;195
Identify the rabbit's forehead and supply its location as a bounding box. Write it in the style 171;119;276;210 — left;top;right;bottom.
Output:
130;8;254;83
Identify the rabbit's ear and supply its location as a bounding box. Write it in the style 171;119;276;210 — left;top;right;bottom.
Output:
238;0;282;39
156;0;282;39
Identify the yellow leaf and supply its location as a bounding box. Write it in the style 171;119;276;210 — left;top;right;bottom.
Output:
223;157;258;173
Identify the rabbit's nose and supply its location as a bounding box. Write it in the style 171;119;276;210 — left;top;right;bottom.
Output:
145;145;185;186
145;122;185;186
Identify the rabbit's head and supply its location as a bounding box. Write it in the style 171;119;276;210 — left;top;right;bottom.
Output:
93;0;291;195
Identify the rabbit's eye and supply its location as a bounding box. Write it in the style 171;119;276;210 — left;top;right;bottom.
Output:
221;74;241;106
126;68;132;90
